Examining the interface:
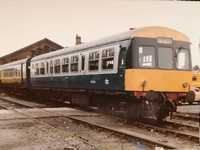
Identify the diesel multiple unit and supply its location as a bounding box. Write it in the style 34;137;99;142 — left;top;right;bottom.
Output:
0;26;193;121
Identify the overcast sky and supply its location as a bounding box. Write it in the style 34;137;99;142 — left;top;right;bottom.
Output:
0;0;200;65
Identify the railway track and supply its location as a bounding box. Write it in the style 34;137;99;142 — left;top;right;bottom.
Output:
0;98;31;110
133;121;199;143
0;94;199;149
0;96;174;149
164;119;199;133
66;116;177;149
64;115;199;149
173;112;200;122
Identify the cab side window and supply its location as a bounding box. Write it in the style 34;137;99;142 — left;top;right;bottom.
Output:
138;46;156;68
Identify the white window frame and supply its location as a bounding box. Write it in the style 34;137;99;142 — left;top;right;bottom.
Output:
61;57;70;74
88;50;100;72
30;44;120;78
54;58;61;74
40;62;45;76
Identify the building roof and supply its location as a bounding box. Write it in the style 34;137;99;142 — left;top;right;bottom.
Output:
0;38;63;64
0;38;63;59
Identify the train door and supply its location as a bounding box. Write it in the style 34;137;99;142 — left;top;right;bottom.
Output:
21;63;24;85
26;59;31;87
21;61;28;87
80;54;86;74
0;70;1;84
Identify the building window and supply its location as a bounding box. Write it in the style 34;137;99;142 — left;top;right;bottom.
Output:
40;62;45;75
50;60;53;74
70;55;79;72
89;51;99;71
54;59;61;74
102;48;114;70
62;57;69;73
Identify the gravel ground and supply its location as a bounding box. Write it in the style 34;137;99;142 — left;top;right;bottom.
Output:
70;115;199;149
0;116;150;150
0;93;199;150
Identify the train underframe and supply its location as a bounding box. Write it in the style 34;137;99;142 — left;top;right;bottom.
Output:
0;85;177;123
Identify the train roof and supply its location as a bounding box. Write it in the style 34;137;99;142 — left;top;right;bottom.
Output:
0;58;28;70
31;26;190;61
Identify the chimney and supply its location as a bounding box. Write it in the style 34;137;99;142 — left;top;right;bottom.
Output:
129;27;135;30
75;34;82;45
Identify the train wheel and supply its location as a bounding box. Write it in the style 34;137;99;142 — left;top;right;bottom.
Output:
144;91;174;122
186;91;195;105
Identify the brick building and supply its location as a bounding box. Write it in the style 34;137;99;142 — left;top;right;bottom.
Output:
0;38;63;65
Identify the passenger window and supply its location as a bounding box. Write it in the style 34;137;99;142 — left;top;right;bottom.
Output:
70;55;79;72
31;64;34;76
46;62;49;74
89;51;99;71
9;71;11;77
3;71;6;77
17;70;19;77
62;58;69;73
40;62;45;75
19;71;21;77
81;55;85;71
6;71;7;77
102;48;114;70
54;59;61;74
35;63;39;75
50;60;53;74
4;71;7;77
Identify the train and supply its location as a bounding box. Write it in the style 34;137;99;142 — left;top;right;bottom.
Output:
0;26;193;121
175;72;200;105
184;72;200;104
